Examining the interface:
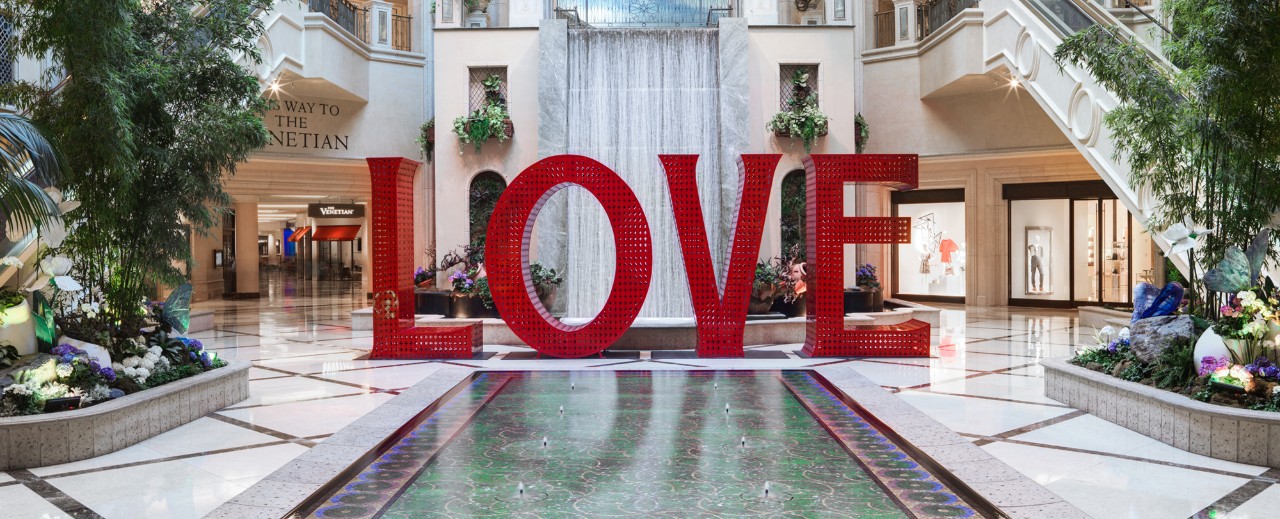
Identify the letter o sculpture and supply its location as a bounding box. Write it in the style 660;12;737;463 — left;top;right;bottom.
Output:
484;155;652;358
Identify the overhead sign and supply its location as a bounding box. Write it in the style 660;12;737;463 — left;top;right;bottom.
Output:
308;203;365;218
265;99;352;152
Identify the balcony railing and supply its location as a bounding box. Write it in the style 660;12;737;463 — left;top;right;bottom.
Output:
918;0;979;40
873;11;895;48
309;0;369;42
552;0;734;27
308;0;413;51
392;14;412;51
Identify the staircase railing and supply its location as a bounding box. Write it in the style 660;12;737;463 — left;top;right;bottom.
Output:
918;0;980;40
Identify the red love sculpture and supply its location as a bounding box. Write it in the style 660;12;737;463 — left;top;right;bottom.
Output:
803;154;931;357
485;155;652;358
661;154;780;357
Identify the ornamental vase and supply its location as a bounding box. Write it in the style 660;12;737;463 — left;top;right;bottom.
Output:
0;300;36;356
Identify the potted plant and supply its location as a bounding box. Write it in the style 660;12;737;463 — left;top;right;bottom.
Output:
766;70;829;153
417;118;434;163
770;246;808;317
0;287;36;356
854;112;870;154
844;263;884;313
750;259;784;314
413;264;452;316
465;0;491;14
453;74;513;153
447;268;483;318
531;261;563;311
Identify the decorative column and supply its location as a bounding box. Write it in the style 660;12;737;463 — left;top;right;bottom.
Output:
893;0;917;45
233;199;260;297
370;0;394;50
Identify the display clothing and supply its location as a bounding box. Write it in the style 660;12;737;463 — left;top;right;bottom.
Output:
939;239;958;263
1028;244;1045;292
919;252;932;274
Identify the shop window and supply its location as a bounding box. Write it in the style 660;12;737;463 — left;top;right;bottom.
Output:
779;64;818;110
892;190;966;301
780;169;806;260
469;171;506;248
469;67;507;112
1006;182;1157;307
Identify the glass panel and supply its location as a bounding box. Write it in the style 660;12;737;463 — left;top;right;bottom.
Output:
1010;199;1070;301
1133;217;1157;286
896;201;965;297
1100;199;1129;303
1072;199;1099;302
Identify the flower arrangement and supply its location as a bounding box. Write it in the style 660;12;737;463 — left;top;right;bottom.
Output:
0;343;119;416
452;74;512;153
767;70;829;153
855;263;880;291
414;265;435;287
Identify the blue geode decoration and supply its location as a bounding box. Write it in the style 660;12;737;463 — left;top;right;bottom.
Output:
1132;282;1184;323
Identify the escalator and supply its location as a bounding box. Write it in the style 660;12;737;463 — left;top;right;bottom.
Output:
979;0;1183;269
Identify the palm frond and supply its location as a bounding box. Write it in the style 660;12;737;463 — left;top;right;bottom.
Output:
0;113;64;232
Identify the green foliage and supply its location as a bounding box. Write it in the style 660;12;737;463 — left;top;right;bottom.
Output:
754;259;783;288
453;74;510;153
1152;337;1197;389
1192;386;1213;402
0;289;23;310
530;262;562;289
780;171;806;261
1119;361;1152;382
0;344;19;369
469;173;506;246
417;118;434;163
767;71;828;153
0;0;273;347
0;113;64;233
142;363;203;390
1052;1;1280;279
1072;345;1129;374
475;277;493;309
854;112;869;154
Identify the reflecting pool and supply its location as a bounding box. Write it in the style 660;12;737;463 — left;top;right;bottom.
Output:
302;371;988;518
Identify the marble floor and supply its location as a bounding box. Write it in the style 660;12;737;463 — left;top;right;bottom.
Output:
6;274;1279;518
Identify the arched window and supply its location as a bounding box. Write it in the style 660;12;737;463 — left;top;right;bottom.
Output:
780;169;806;260
469;171;507;249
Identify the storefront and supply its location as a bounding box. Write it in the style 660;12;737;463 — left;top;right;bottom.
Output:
1004;181;1158;308
891;189;967;304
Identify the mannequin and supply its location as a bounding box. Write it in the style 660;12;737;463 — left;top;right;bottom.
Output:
1027;235;1045;293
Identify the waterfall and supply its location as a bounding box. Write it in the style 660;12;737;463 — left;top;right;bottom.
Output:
545;28;725;319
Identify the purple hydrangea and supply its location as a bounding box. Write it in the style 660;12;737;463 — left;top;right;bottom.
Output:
1200;355;1230;377
98;367;116;382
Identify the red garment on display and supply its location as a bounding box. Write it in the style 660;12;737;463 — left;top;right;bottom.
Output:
939;238;958;263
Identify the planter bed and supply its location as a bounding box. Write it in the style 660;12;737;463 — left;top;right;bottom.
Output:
0;359;249;470
1044;356;1280;468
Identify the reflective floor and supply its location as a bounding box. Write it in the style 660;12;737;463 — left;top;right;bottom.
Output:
4;273;1279;518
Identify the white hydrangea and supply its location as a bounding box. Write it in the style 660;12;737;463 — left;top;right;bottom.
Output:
123;366;138;378
122;356;140;368
111;362;125;373
55;363;74;378
4;383;31;396
140;358;155;370
1117;327;1130;340
148;346;162;356
157;357;171;369
143;351;159;363
135;367;150;380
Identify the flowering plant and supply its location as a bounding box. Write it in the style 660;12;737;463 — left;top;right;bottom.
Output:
449;269;478;294
767;70;829;153
414;265;434;286
855;263;880;291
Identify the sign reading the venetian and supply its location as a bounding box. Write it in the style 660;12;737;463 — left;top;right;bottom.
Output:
266;100;351;151
308;203;365;218
367;154;932;360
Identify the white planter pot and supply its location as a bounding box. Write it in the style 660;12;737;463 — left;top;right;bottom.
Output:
57;336;112;367
1193;327;1231;369
0;300;37;356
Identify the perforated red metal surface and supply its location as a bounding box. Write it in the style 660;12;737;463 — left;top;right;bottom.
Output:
368;157;480;359
661;154;780;357
802;154;931;357
485;155;652;359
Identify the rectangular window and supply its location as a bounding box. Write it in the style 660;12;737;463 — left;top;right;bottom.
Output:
468;67;508;112
0;16;15;86
835;0;846;20
443;0;453;22
897;7;909;41
779;64;818;110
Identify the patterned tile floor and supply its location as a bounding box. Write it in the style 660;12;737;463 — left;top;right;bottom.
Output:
4;274;1279;518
